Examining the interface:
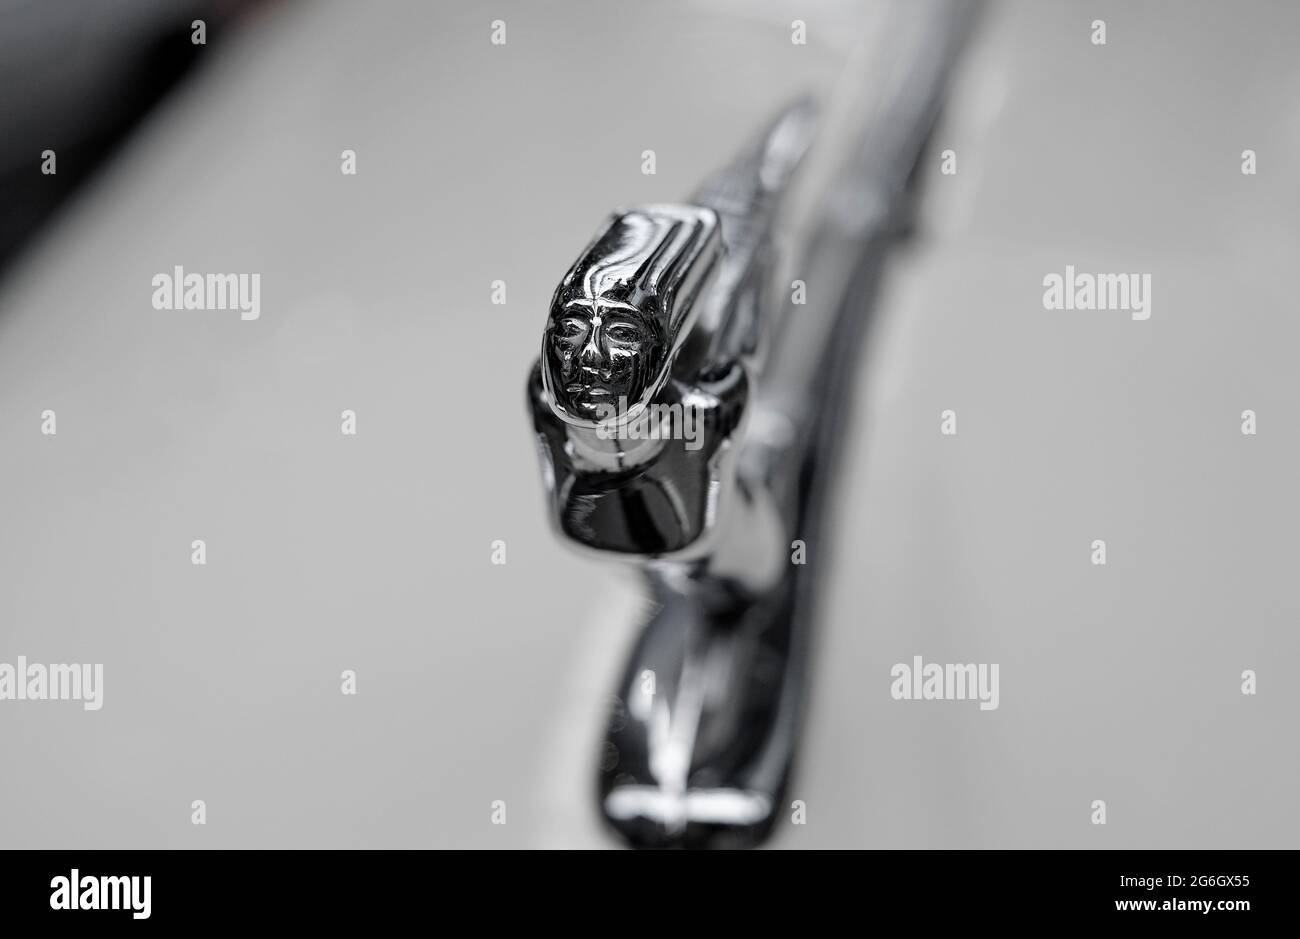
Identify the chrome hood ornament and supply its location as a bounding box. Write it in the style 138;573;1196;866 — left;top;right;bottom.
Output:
527;1;975;848
529;199;742;557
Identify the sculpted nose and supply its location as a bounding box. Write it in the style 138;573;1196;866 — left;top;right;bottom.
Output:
579;327;606;368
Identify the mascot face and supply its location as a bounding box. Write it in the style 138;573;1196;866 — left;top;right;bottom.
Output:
545;294;663;422
542;206;719;427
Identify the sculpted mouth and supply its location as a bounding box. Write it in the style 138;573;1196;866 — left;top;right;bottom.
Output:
567;384;611;396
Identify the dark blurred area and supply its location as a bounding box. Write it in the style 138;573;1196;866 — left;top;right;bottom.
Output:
0;0;264;280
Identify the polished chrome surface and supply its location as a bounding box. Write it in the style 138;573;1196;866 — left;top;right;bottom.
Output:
528;1;976;847
541;205;721;430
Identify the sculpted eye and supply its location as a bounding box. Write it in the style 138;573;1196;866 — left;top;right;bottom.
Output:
559;317;587;337
605;322;641;343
